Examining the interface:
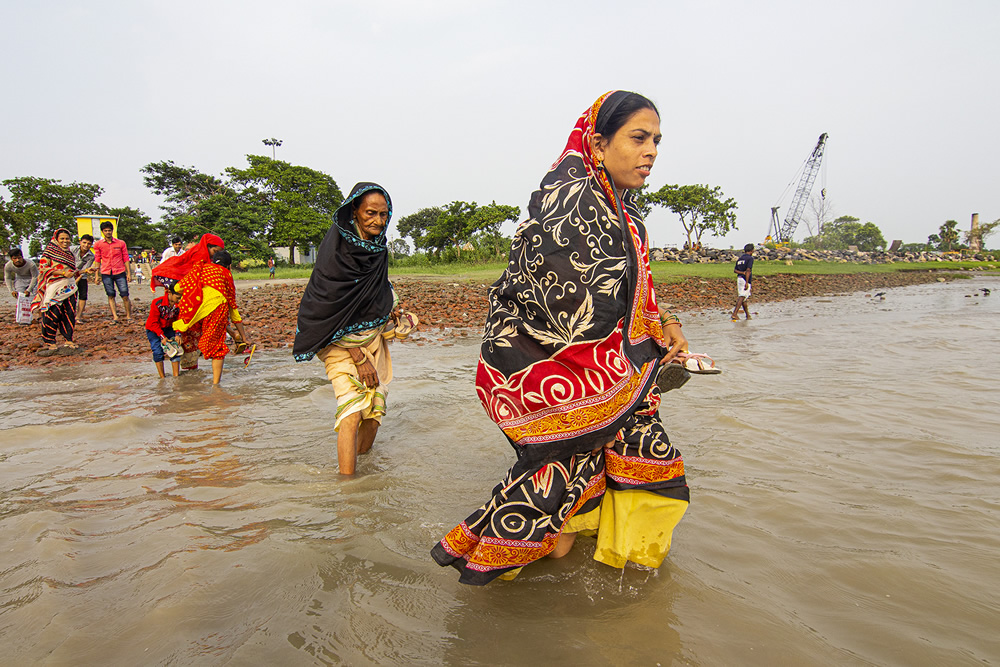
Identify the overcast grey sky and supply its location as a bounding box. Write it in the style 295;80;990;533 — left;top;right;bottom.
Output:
2;0;997;248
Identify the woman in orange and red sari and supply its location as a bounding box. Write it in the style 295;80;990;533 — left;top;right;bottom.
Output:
432;91;696;585
152;233;228;370
171;249;250;384
151;233;225;292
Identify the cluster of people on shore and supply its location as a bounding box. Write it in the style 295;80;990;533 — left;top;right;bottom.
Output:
5;223;252;384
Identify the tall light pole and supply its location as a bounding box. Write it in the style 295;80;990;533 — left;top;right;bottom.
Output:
262;137;283;159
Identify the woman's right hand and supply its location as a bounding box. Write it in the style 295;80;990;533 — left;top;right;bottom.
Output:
659;322;688;365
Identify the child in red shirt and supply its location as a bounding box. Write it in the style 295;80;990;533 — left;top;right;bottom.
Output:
145;289;182;377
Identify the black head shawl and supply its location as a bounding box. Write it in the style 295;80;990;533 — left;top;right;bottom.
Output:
293;182;394;362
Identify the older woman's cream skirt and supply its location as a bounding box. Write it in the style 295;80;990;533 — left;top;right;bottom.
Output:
317;335;393;430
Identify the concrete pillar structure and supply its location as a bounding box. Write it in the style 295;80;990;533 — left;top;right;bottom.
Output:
970;213;981;252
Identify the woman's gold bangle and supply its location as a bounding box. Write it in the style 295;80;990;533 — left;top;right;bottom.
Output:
660;314;681;327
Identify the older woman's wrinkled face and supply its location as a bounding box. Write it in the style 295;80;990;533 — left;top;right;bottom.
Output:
592;107;661;191
56;231;72;250
354;192;389;241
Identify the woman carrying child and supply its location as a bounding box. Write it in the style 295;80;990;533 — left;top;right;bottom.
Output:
171;249;250;385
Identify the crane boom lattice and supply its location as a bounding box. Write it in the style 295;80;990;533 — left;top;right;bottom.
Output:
777;132;828;243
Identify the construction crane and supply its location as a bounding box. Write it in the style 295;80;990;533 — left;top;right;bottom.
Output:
767;133;828;244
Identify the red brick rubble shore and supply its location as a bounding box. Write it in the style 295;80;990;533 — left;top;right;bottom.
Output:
0;271;951;370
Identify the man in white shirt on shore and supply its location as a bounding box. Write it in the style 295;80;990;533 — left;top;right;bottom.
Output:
160;237;184;263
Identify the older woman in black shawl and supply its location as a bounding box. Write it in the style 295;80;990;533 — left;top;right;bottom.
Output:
294;183;404;474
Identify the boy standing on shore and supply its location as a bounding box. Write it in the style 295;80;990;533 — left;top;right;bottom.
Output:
92;221;134;322
71;234;96;323
731;243;754;321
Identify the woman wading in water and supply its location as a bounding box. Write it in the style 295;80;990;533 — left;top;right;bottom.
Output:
293;183;414;475
433;91;697;585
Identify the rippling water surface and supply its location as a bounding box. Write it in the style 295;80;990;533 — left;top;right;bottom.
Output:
2;278;999;665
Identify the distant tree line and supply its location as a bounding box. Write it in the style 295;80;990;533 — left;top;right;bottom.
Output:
925;218;999;252
797;215;887;251
4;164;994;264
394;201;520;262
1;155;342;264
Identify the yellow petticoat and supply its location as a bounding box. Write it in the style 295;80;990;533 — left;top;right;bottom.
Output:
172;285;242;333
564;488;688;569
317;334;393;431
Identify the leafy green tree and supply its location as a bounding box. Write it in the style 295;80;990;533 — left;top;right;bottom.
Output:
646;184;738;248
186;192;271;262
964;218;1000;251
423;201;478;258
818;216;885;251
467;201;519;256
0;197;21;250
396;206;444;253
1;176;105;245
225;155;342;263
938;220;960;251
29;238;42;257
852;222;887;251
926;233;941;250
141;160;268;261
141;161;229;220
388;237;410;257
633;183;653;220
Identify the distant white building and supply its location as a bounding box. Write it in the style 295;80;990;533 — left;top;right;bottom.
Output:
272;246;317;264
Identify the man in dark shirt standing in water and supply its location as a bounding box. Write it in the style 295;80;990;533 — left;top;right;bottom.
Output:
731;243;754;321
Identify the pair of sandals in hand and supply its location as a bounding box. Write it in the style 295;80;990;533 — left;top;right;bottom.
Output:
656;351;721;393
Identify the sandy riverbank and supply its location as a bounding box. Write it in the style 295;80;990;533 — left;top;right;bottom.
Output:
0;270;953;370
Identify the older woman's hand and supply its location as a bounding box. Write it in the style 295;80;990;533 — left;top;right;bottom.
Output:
659;323;688;366
357;360;379;388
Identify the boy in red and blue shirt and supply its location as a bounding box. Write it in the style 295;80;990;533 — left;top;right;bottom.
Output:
146;289;182;377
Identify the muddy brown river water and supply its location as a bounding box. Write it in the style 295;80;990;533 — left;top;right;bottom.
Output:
1;278;998;665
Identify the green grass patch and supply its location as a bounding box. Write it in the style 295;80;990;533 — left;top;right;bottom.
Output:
389;261;508;282
234;259;999;283
649;260;1000;283
234;267;315;280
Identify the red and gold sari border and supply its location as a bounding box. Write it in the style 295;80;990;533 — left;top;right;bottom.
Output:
605;449;685;486
437;466;606;574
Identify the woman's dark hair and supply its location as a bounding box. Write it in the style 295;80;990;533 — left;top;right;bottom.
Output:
595;91;659;138
212;249;232;268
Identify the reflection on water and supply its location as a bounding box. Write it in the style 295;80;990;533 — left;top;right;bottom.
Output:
1;278;999;664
